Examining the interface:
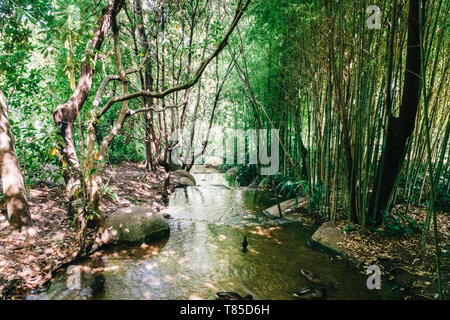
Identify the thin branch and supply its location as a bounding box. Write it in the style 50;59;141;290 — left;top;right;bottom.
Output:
97;0;251;117
93;49;151;108
127;102;186;117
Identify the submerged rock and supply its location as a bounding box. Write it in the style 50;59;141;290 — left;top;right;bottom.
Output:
216;292;253;300
300;269;336;288
293;287;324;300
309;222;346;256
263;197;307;219
105;206;170;243
300;269;323;285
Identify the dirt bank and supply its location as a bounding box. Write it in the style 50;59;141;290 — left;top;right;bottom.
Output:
334;205;449;300
0;163;174;299
287;202;449;299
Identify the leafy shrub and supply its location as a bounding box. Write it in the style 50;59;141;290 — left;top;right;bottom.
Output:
237;164;258;186
376;212;421;238
435;184;450;212
344;224;356;234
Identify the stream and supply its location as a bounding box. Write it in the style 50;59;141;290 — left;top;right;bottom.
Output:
28;168;399;300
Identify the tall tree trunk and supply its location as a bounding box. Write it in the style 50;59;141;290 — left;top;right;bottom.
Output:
135;0;156;171
371;0;421;222
0;88;32;228
52;0;122;212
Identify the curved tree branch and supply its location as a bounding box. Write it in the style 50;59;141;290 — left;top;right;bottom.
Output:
97;0;251;117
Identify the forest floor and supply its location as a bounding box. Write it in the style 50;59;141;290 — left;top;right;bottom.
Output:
336;207;450;299
0;162;172;300
0;182;77;299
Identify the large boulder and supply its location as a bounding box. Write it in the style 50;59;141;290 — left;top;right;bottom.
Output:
173;169;196;187
105;206;170;243
178;177;196;187
204;156;223;167
309;222;346;256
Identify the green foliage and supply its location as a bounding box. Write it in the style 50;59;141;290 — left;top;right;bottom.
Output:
376;212;422;239
237;164;258;186
435;182;450;212
38;1;97;89
100;183;118;201
300;182;324;211
0;0;51;75
0;0;447;235
344;224;356;234
275;175;304;199
107;135;146;164
4;63;64;185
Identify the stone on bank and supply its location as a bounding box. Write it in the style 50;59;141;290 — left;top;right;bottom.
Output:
173;169;197;187
263;197;307;218
309;222;347;256
105;206;170;243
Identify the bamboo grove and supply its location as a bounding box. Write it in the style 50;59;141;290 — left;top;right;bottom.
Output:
226;0;449;296
224;0;449;230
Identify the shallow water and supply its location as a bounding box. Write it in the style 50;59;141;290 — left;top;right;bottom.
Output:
28;170;399;300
